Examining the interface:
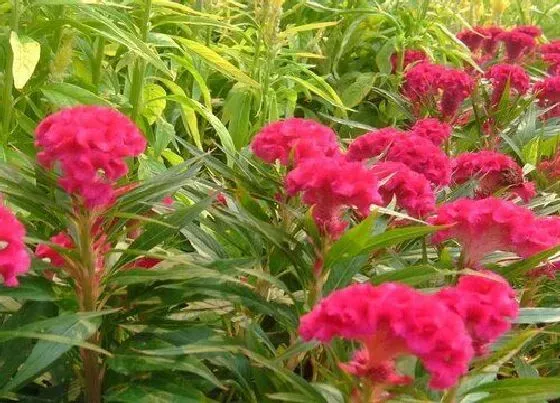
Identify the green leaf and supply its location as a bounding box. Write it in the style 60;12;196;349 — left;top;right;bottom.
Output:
175;38;259;88
376;37;396;74
340;73;375;108
10;32;41;90
324;217;437;268
153;119;176;157
109;354;224;388
1;312;111;391
105;383;212;403
469;378;560;402
370;265;439;286
41;82;113;107
143;83;167;125
515;308;560;324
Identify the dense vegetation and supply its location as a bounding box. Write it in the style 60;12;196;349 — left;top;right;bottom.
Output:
1;1;560;402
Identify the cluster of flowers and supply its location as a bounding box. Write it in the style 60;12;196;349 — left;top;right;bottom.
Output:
299;272;518;389
251;118;535;239
0;203;30;287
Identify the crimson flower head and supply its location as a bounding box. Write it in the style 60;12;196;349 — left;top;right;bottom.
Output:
534;76;560;119
250;118;340;166
35;106;147;209
485;64;530;105
347;130;452;186
498;31;536;61
478;26;505;55
390;49;428;72
371;162;435;218
285;156;381;239
410;118;452;146
0;205;30;287
512;25;542;38
430;198;560;268
437;272;518;355
403;62;473;119
452;151;534;201
457;29;486;52
299;282;474;390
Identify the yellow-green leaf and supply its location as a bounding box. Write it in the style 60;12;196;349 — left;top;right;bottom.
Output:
175;38;259;88
10;32;41;90
142;83;167;125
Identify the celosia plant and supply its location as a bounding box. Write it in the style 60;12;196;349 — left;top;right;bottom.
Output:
0;203;30;287
299;283;474;393
250;118;340;166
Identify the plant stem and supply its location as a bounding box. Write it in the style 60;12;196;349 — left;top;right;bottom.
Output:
92;37;106;89
77;209;103;403
442;385;458;403
1;0;20;145
130;0;152;122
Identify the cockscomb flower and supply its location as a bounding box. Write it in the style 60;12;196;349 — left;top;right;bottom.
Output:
457;29;486;53
539;154;560;180
35;106;147;208
452;151;534;201
0;205;30;287
439;69;475;118
371;162;435;218
390;49;428;72
541;40;560;55
410;118;452;146
402;62;446;105
403;63;473;118
35;232;74;268
479;26;505;55
512;25;542;38
346;128;405;162
528;261;560;279
250;118;340;166
498;31;536;61
543;53;560;76
485;64;530;105
437;272;518;355
299;283;474;389
348;132;451;186
535;76;560;119
285;156;381;239
430;198;560;267
383;135;452;186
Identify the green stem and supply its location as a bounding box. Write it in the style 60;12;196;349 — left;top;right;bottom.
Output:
77;209;102;403
92;37;106;89
442;385;458;403
422;237;428;264
130;0;152;122
1;0;20;145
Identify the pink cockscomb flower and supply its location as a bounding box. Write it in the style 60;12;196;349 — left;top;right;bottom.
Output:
535;76;560;119
539;153;560;180
485;64;530;105
479;26;505;55
430;198;560;267
35;107;147;208
390;49;428;72
0;205;30;287
543;53;560;76
498;31;536;61
457;29;486;53
528;261;560;279
437;272;518;355
346;128;405;162
299;283;474;390
250;118;340;166
285;156;381;239
371;162;435;218
452;151;534;201
383;135;452;186
410;118;452;146
127;257;162;269
402;62;446;106
35;232;74;268
512;25;542;38
439;69;475;119
348;132;451;186
403;63;473;119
